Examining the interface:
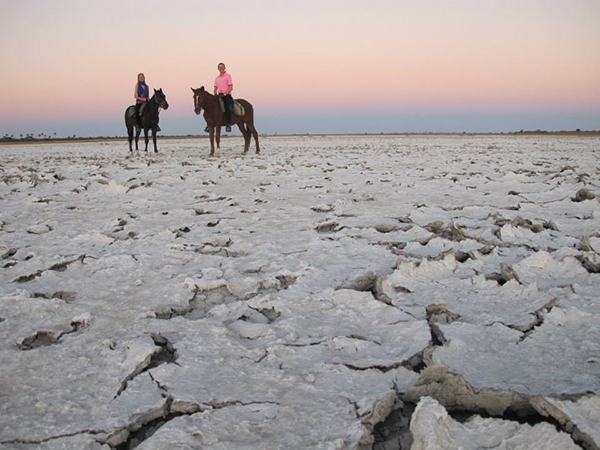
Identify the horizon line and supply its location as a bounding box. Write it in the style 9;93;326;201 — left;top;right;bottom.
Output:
2;129;600;144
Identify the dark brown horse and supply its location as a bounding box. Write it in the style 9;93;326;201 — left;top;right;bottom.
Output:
191;87;260;156
125;89;169;153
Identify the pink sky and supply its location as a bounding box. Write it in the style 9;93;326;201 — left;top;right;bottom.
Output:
1;0;599;125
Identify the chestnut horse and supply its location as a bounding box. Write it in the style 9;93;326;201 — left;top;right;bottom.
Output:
191;87;260;156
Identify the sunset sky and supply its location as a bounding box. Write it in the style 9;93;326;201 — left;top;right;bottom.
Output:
1;0;599;136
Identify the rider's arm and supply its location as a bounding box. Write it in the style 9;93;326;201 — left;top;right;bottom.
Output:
226;84;233;95
134;83;139;101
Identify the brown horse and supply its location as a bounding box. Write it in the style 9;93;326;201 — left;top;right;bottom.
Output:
191;87;260;156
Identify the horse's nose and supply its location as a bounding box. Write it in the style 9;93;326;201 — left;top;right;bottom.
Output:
194;108;201;115
163;102;169;110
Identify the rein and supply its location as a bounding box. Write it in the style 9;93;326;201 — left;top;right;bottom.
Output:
140;95;161;127
199;92;217;111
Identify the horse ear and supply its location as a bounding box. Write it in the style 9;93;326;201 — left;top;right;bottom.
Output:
154;88;158;93
191;87;195;92
200;86;205;92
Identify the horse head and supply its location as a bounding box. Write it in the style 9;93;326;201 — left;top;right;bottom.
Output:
191;86;206;115
154;89;169;110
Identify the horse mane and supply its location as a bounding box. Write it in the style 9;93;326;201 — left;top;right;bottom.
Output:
148;91;159;105
146;90;165;113
201;89;217;103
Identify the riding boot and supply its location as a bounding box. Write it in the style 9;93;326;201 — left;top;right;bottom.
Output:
224;95;233;132
225;112;232;132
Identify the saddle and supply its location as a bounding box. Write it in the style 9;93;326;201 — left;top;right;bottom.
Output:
218;98;245;116
127;103;147;119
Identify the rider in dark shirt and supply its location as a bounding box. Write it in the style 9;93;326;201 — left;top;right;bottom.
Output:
134;73;149;125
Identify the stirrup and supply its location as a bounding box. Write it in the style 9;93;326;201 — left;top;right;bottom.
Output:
204;126;209;133
226;125;232;132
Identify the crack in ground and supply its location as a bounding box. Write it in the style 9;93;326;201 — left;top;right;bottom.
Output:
373;399;417;450
17;316;90;350
30;290;77;302
106;396;282;449
532;394;598;450
484;262;521;286
11;255;85;283
338;345;430;374
108;397;177;450
205;399;281;410
515;297;559;343
110;398;280;450
148;372;169;396
247;306;281;323
423;221;470;241
373;367;591;450
575;254;600;274
402;322;449;374
154;286;234;321
340;362;405;373
155;276;295;321
114;334;179;399
282;339;327;348
1;430;108;446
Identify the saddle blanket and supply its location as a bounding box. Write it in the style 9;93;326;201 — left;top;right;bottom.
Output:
126;104;146;118
218;98;245;116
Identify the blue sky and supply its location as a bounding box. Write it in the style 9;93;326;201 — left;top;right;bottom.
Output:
1;111;599;138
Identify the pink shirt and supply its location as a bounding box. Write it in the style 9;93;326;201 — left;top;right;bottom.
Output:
214;73;233;94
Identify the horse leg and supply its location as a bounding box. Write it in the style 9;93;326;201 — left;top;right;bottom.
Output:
127;126;134;152
246;121;260;154
144;129;149;152
216;127;221;150
135;127;141;151
238;123;250;154
208;126;216;157
152;128;158;153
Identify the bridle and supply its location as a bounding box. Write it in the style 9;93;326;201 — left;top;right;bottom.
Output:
194;91;206;114
155;91;169;110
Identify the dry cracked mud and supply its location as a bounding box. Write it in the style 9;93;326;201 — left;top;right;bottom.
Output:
1;135;599;449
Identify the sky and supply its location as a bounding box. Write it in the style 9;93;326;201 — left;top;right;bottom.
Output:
1;0;599;137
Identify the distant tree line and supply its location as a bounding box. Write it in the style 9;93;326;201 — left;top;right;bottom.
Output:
0;133;125;142
1;129;598;143
1;132;59;142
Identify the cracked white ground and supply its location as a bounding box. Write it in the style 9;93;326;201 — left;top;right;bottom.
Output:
0;135;598;450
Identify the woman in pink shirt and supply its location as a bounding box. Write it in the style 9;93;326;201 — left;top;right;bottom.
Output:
214;63;234;132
